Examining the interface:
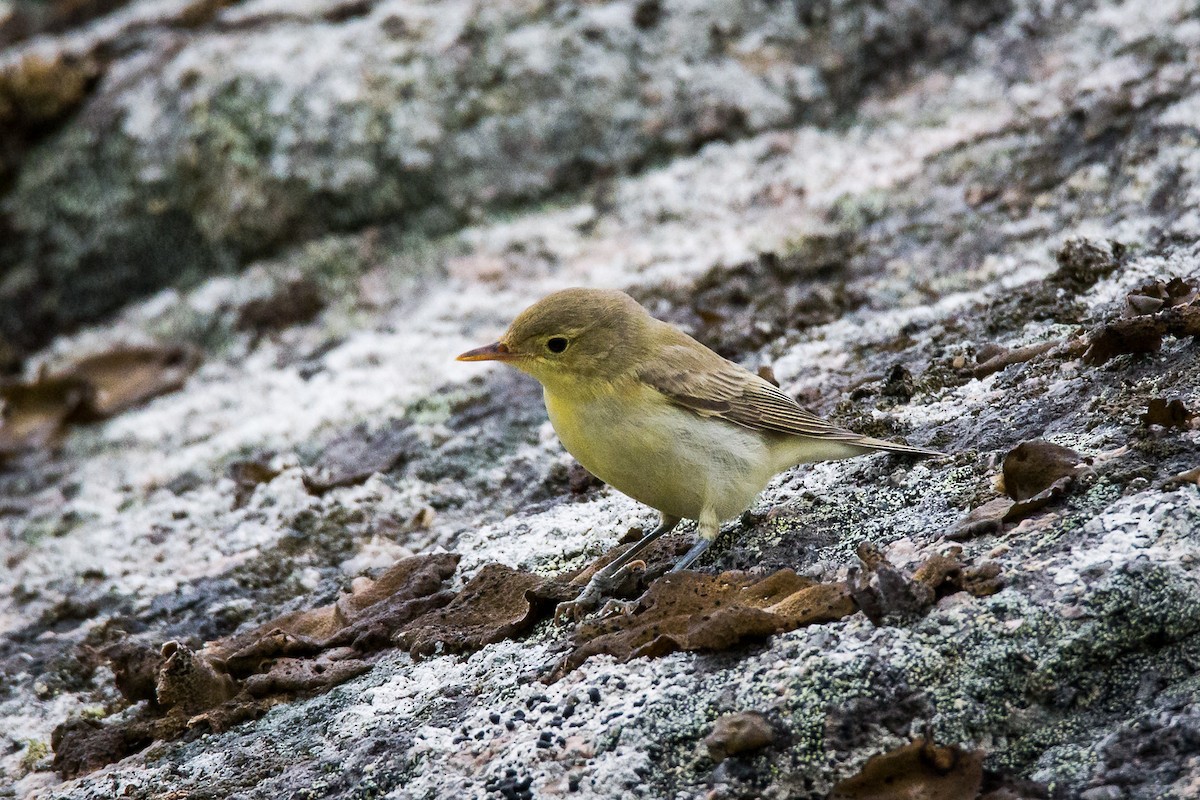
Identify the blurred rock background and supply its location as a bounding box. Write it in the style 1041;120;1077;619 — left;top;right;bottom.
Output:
1;0;1199;798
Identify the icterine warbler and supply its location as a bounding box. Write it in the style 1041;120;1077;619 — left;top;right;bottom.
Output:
458;288;941;618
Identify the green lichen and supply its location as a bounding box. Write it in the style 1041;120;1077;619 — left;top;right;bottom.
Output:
16;511;83;545
78;705;108;720
19;738;50;771
825;188;893;231
623;543;1200;798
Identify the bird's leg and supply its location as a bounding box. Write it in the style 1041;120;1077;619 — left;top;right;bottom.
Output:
589;518;717;618
669;515;719;572
555;514;681;622
669;538;711;572
592;515;681;580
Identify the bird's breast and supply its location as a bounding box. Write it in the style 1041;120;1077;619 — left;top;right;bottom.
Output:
543;384;775;521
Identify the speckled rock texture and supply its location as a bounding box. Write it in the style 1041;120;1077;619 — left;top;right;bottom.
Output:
0;0;1008;353
2;0;1200;798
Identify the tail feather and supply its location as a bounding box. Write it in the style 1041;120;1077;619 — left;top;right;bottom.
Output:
773;433;944;469
853;435;944;458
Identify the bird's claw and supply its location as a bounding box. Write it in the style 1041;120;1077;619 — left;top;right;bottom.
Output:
554;584;603;624
554;567;633;624
597;598;639;617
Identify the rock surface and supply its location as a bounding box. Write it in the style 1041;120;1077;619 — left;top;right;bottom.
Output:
0;0;1007;353
1;0;1200;798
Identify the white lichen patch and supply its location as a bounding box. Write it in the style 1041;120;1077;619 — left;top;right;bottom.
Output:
452;490;654;576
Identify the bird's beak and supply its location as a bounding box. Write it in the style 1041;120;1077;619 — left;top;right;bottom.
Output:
456;341;517;362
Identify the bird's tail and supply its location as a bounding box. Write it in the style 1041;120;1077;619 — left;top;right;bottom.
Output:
852;435;944;458
776;434;944;468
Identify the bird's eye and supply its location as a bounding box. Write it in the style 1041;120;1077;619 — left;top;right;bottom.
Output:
546;336;569;354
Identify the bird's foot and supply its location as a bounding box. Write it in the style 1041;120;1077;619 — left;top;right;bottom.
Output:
554;563;644;624
554;582;605;624
597;598;640;617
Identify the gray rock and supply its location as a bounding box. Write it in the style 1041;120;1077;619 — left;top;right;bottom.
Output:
2;0;1200;798
0;0;1009;352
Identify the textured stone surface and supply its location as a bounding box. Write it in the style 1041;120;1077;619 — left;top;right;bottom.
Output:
2;0;1200;798
0;0;1010;353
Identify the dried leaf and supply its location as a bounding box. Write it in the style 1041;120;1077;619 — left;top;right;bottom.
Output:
395;564;547;658
829;738;984;800
0;53;96;153
210;553;460;673
155;641;237;715
228;459;281;508
531;532;693;608
185;697;281;734
951;441;1092;539
914;553;1003;599
1143;398;1195;429
101;639;165;705
0;344;197;461
67;345;198;420
0;375;90;460
554;570;854;676
1162;466;1200;490
1123;276;1198;317
972;339;1062;379
1001;440;1090;502
1085;300;1200;364
235;278;326;335
948;497;1013;540
51;717;155;780
74;554;460;779
851;543;1002;625
242;650;370;697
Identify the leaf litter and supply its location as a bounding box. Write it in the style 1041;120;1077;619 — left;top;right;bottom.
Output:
0;344;198;463
56;530;1005;776
951;439;1094;540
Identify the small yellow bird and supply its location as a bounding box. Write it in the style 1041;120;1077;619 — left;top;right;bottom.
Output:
458;288;941;617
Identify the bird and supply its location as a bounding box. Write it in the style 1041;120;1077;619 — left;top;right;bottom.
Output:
457;288;941;619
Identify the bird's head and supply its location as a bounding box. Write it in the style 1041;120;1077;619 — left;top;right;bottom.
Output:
457;288;653;393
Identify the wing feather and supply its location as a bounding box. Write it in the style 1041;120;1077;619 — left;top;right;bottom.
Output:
636;341;860;441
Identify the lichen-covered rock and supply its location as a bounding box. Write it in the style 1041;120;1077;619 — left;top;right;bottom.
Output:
2;0;1200;798
0;0;1011;353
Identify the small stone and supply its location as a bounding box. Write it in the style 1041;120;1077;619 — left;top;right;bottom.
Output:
1080;787;1123;800
703;712;774;762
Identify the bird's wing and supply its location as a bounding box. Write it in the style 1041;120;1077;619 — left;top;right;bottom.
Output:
636;341;861;441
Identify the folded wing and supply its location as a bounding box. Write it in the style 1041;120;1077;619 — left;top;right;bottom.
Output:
637;338;941;457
